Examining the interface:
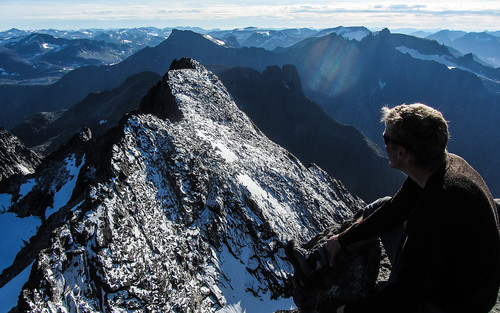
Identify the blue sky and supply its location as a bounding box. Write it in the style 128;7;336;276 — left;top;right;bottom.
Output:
1;0;499;32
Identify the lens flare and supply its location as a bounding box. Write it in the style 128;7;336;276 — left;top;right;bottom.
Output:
302;34;361;97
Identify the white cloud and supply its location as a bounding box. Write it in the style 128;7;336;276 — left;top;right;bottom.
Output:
1;1;499;31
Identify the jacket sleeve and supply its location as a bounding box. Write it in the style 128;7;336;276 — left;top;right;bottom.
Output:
338;178;420;247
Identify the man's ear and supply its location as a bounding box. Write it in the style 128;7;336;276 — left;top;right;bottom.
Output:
397;146;409;160
398;146;414;165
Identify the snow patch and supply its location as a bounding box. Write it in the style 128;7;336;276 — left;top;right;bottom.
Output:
343;30;370;41
217;244;295;313
45;154;85;219
0;193;12;213
395;46;460;70
203;34;226;46
19;178;36;199
214;142;237;163
0;67;19;76
0;262;34;313
396;46;491;78
41;43;58;50
237;173;300;241
15;163;32;175
0;211;40;273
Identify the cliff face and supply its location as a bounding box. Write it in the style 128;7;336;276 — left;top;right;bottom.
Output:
0;59;364;312
0;127;42;182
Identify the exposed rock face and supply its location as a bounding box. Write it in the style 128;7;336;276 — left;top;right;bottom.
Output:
0;127;42;182
1;59;365;312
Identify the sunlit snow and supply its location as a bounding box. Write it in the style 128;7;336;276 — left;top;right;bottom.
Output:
217;245;295;313
214;142;238;163
343;30;370;41
395;46;463;71
203;34;226;46
45;154;85;219
19;178;36;199
15;163;32;175
237;173;301;242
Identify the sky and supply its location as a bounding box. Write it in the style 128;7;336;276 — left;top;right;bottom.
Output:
1;0;499;32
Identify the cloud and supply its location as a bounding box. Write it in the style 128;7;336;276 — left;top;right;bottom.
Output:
1;1;500;31
387;4;427;11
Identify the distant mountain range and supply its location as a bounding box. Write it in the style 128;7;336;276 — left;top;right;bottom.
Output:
2;27;499;197
426;30;500;68
2;26;498;83
0;27;170;83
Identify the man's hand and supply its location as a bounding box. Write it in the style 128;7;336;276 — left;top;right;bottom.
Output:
325;234;343;266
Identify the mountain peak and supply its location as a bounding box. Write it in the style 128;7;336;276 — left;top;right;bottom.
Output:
3;58;363;312
137;60;185;122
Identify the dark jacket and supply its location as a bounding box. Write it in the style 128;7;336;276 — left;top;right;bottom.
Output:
339;153;500;313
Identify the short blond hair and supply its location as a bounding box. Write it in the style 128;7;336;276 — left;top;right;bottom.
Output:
381;103;449;168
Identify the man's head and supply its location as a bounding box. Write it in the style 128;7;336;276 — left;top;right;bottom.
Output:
381;103;449;169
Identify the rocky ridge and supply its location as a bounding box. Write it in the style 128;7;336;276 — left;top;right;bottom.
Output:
0;59;365;312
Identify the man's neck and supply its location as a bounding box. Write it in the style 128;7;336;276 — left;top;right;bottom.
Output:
404;165;439;189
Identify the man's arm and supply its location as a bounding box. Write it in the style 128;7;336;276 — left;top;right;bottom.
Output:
336;178;421;249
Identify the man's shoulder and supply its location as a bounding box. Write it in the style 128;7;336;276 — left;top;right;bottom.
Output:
444;154;487;193
442;154;496;215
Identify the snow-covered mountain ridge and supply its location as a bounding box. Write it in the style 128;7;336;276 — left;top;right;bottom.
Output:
0;58;364;312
